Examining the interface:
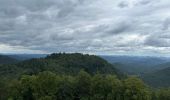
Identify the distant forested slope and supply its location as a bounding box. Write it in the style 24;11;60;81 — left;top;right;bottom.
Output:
8;54;47;61
0;55;18;64
102;55;170;87
142;67;170;87
101;56;169;75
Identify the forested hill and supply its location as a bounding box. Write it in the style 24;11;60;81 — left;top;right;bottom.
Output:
0;53;170;100
143;67;170;87
101;55;170;88
0;53;121;78
101;55;169;75
0;55;18;64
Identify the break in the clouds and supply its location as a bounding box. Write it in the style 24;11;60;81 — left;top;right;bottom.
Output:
0;0;170;56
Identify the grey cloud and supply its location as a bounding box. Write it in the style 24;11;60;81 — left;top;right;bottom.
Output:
106;20;134;35
0;0;170;55
0;19;15;31
138;0;152;5
118;1;129;8
144;34;170;47
117;0;152;9
0;6;24;18
162;18;170;30
108;23;131;34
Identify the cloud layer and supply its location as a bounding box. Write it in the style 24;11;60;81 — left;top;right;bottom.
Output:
0;0;170;56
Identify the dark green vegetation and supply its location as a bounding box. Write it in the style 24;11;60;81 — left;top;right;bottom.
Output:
102;56;170;88
1;71;170;100
8;54;47;61
143;67;170;87
0;53;170;100
1;71;151;100
0;53;120;79
143;62;170;88
0;55;18;64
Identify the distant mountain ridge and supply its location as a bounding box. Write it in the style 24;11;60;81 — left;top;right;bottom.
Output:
7;54;47;61
101;55;170;87
0;55;18;64
101;55;170;75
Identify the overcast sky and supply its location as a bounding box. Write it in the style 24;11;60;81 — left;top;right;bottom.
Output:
0;0;170;56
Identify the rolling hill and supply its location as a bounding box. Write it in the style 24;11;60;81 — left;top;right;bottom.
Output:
142;67;170;87
101;55;170;87
8;54;47;61
101;55;169;75
153;62;170;71
0;55;18;64
0;53;121;78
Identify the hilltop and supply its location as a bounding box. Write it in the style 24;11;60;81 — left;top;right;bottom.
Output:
0;53;121;78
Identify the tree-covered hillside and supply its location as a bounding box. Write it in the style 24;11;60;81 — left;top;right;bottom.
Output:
101;56;169;75
102;56;170;88
0;55;18;64
143;67;170;88
0;53;121;78
0;53;170;100
8;54;47;61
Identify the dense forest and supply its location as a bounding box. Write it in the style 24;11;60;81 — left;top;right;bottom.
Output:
0;53;170;100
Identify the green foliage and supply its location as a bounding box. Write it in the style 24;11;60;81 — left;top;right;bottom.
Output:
90;74;123;100
5;71;159;100
123;77;151;100
75;70;91;99
0;78;9;100
156;88;170;100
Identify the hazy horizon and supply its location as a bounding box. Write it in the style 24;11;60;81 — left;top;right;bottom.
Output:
1;52;170;58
